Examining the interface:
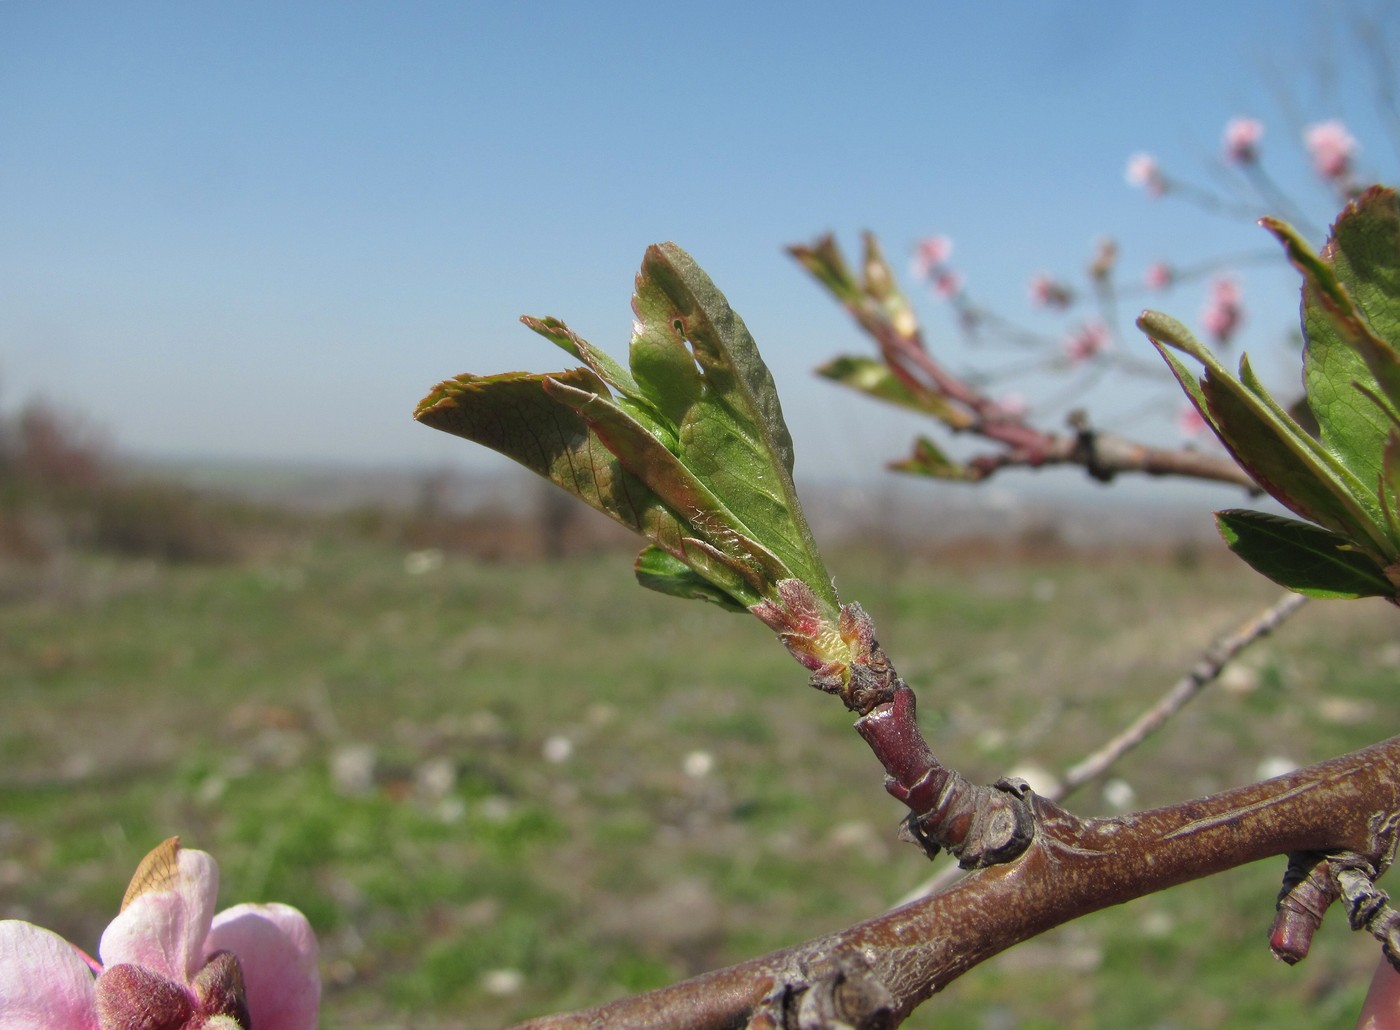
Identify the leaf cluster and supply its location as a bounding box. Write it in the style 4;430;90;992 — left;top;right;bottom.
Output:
415;243;863;678
1140;186;1400;600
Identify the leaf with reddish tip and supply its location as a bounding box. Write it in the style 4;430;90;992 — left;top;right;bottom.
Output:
415;368;661;540
416;242;838;626
1139;310;1390;555
1142;193;1400;599
860;232;920;340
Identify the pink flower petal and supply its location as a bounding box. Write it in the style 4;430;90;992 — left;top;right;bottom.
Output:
207;904;321;1030
0;920;99;1029
99;848;219;983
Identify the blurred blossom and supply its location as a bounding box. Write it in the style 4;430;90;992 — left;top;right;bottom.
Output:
1125;152;1165;197
1063;320;1111;364
993;392;1029;419
911;235;953;280
1144;261;1174;291
1200;276;1243;345
1028;273;1073;309
1176;405;1210;439
1304;120;1357;182
1223;117;1264;164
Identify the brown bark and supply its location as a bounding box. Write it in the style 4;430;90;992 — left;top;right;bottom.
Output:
513;736;1400;1029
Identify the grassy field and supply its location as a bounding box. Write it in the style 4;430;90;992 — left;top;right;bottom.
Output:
3;524;1399;1028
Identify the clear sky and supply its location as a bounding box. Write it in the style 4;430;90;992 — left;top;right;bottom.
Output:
2;2;1395;495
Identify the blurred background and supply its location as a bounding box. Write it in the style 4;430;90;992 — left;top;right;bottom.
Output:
4;2;1400;1026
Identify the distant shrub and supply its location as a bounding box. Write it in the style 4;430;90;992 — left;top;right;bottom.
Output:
0;400;246;564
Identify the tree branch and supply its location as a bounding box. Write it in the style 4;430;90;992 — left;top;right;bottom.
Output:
511;735;1400;1029
790;233;1259;492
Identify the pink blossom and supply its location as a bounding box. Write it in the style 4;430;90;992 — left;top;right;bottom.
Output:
1063;320;1111;364
993;392;1029;419
1125;152;1165;197
1223;117;1264;164
1304;120;1357;181
1201;276;1243;344
911;235;953;280
1144;261;1174;290
0;838;319;1030
1029;273;1073;309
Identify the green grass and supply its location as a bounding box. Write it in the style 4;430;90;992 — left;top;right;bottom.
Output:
2;533;1397;1027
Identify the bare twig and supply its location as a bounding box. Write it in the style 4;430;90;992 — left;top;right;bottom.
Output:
1055;589;1308;799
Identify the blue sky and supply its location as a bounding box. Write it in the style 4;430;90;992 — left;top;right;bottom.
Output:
2;2;1395;497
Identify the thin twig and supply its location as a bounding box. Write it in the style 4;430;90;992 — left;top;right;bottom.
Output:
1054;588;1308;799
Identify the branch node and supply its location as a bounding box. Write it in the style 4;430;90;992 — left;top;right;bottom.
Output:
751;951;897;1030
1270;850;1340;964
1271;849;1400;970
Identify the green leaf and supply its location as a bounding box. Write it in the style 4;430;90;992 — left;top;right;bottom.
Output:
1263;200;1400;493
787;234;863;307
628;243;835;607
633;545;748;611
416;242;848;657
816;355;961;422
413;367;660;534
1140;311;1386;551
860;232;920;340
889;436;975;480
1215;509;1395;599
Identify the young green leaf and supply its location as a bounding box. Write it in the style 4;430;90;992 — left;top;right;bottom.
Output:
888;436;976;480
1262;197;1400;492
417;243;884;703
1139;311;1386;551
816;355;961;422
1143;193;1400;599
1215;509;1395;599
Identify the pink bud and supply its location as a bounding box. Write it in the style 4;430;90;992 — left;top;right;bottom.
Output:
910;235;953;280
1223;117;1264;164
1144;261;1174;290
994;392;1029;419
1028;273;1072;309
1304;120;1357;181
1125;153;1165;197
1200;276;1243;344
1063;320;1111;364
